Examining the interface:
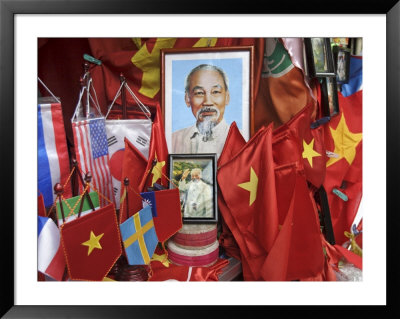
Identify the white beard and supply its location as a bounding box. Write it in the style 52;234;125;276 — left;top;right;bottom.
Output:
196;107;220;142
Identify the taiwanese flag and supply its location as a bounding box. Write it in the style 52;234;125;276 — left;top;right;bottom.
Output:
119;137;147;224
60;203;122;281
141;188;183;243
217;124;279;280
139;103;169;192
323;90;362;245
217;122;246;260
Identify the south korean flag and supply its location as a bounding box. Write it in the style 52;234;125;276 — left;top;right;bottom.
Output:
106;119;152;209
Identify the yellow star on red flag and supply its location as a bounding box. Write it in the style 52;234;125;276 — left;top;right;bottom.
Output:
302;138;321;168
151;152;165;186
238;167;258;206
327;113;362;167
81;231;104;256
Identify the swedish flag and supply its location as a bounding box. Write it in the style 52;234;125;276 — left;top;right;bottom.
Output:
119;205;158;265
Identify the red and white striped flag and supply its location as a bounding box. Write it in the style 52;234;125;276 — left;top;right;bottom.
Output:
72;118;114;206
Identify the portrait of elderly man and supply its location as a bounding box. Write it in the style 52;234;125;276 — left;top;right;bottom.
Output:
172;64;231;158
178;167;213;218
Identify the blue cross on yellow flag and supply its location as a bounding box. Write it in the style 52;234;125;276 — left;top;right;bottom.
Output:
119;205;158;265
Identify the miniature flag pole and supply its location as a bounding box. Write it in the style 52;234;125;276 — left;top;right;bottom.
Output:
72;158;86;194
124;177;130;221
54;183;65;226
120;73;127;120
83;62;91;119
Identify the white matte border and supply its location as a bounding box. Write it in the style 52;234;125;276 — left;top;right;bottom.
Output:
16;14;386;306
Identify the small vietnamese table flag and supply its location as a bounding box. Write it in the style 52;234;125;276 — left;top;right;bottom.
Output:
60;203;122;281
120;205;158;265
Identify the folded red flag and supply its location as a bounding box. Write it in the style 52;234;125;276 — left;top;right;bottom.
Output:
119;137;147;224
150;188;182;243
323;91;363;245
139;103;169;192
218;124;280;280
217;121;247;260
272;101;326;189
60;203;122;281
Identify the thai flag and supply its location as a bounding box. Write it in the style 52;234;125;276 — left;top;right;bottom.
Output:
38;102;71;207
72;118;114;206
38;216;65;281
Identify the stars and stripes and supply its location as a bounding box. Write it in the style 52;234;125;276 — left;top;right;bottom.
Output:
72;118;114;206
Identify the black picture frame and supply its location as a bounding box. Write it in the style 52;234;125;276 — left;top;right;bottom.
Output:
321;77;340;118
304;37;336;78
168;153;218;224
2;0;399;317
333;45;351;84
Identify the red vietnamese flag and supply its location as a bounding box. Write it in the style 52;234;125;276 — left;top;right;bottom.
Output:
268;105;325;280
60;204;122;281
217;122;246;168
119;137;147;224
323;90;362;245
139;103;169;192
261;166;325;280
217;124;280;280
217;122;248;260
272;101;326;189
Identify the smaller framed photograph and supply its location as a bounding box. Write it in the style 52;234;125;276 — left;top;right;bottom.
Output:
169;153;218;224
321;77;340;118
332;46;351;84
304;38;336;78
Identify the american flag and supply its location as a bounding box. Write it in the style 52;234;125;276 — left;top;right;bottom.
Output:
72;118;114;206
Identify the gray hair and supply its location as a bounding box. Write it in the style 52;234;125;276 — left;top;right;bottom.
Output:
184;64;229;93
191;168;202;178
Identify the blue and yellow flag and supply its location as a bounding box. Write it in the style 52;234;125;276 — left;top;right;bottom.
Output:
119;205;158;265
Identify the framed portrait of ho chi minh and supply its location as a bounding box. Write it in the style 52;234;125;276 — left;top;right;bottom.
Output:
168;153;217;224
161;46;254;159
